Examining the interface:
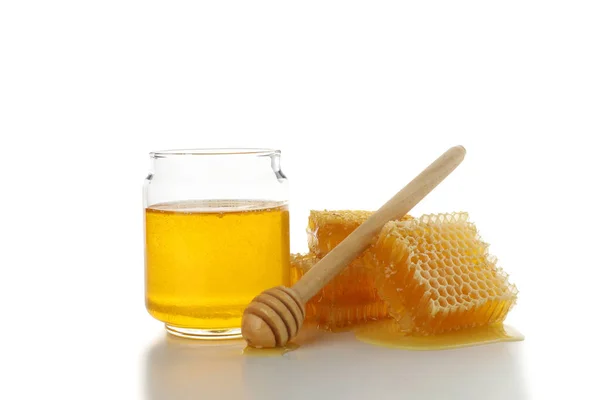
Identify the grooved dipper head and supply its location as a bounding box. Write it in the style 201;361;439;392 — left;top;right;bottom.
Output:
241;286;305;348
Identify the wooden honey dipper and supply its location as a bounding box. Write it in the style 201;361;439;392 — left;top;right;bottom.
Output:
242;145;466;348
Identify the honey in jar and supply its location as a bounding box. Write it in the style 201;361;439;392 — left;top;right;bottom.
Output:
145;199;290;338
143;148;290;339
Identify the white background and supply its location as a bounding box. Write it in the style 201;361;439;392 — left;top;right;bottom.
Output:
1;1;599;399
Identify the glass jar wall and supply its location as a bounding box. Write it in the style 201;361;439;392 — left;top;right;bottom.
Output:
144;149;289;339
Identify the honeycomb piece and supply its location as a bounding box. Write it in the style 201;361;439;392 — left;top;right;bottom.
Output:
308;210;412;256
305;302;389;331
307;210;373;256
369;212;518;334
290;253;389;330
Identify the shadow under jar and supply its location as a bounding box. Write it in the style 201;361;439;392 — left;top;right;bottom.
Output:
144;149;290;339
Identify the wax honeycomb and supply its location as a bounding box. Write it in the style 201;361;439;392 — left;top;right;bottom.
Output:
290;253;388;330
369;212;518;334
308;210;412;256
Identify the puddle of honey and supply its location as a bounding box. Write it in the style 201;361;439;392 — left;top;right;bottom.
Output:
242;343;299;357
241;320;522;355
241;322;324;357
355;320;524;350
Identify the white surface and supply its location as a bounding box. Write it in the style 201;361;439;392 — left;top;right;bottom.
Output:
146;331;527;400
1;1;599;399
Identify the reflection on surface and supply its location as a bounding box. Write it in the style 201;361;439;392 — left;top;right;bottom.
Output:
144;326;528;400
144;333;246;400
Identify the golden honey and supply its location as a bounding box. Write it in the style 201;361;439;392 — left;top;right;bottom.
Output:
355;320;523;350
145;200;290;333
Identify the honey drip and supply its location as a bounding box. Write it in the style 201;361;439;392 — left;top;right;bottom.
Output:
242;343;299;357
242;323;323;356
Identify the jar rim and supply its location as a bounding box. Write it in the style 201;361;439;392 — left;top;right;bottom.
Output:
150;148;279;158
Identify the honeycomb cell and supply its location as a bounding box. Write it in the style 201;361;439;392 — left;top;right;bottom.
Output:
369;212;518;335
307;210;413;257
290;253;389;330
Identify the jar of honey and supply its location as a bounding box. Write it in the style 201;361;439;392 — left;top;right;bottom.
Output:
144;149;290;339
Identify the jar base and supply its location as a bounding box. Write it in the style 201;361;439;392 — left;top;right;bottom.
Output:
165;325;242;340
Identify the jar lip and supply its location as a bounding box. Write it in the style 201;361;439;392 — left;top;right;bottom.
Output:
150;148;279;158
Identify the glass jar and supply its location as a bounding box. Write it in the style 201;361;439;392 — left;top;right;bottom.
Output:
143;149;290;339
